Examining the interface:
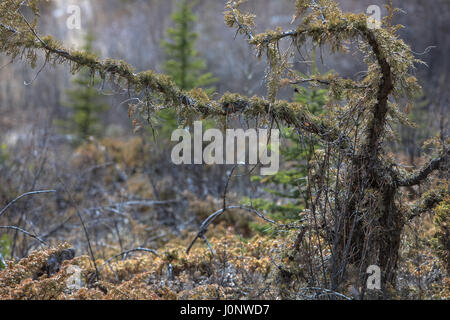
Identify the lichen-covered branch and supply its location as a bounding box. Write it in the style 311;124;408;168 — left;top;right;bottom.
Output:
398;149;449;187
1;1;355;153
0;226;47;245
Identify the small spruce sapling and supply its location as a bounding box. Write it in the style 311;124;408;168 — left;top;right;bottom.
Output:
247;55;329;231
56;34;110;145
158;0;217;134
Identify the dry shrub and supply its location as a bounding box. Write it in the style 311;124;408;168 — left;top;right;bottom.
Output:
0;233;282;300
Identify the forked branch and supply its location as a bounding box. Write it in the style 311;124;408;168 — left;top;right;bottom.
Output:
398;149;449;187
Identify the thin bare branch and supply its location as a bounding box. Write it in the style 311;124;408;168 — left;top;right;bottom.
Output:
0;190;56;218
98;247;159;272
186;205;279;254
0;226;47;245
57;177;100;281
298;287;352;300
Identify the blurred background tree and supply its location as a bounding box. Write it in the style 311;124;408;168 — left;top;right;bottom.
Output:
247;55;329;230
161;0;217;92
56;34;110;145
158;0;217;133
